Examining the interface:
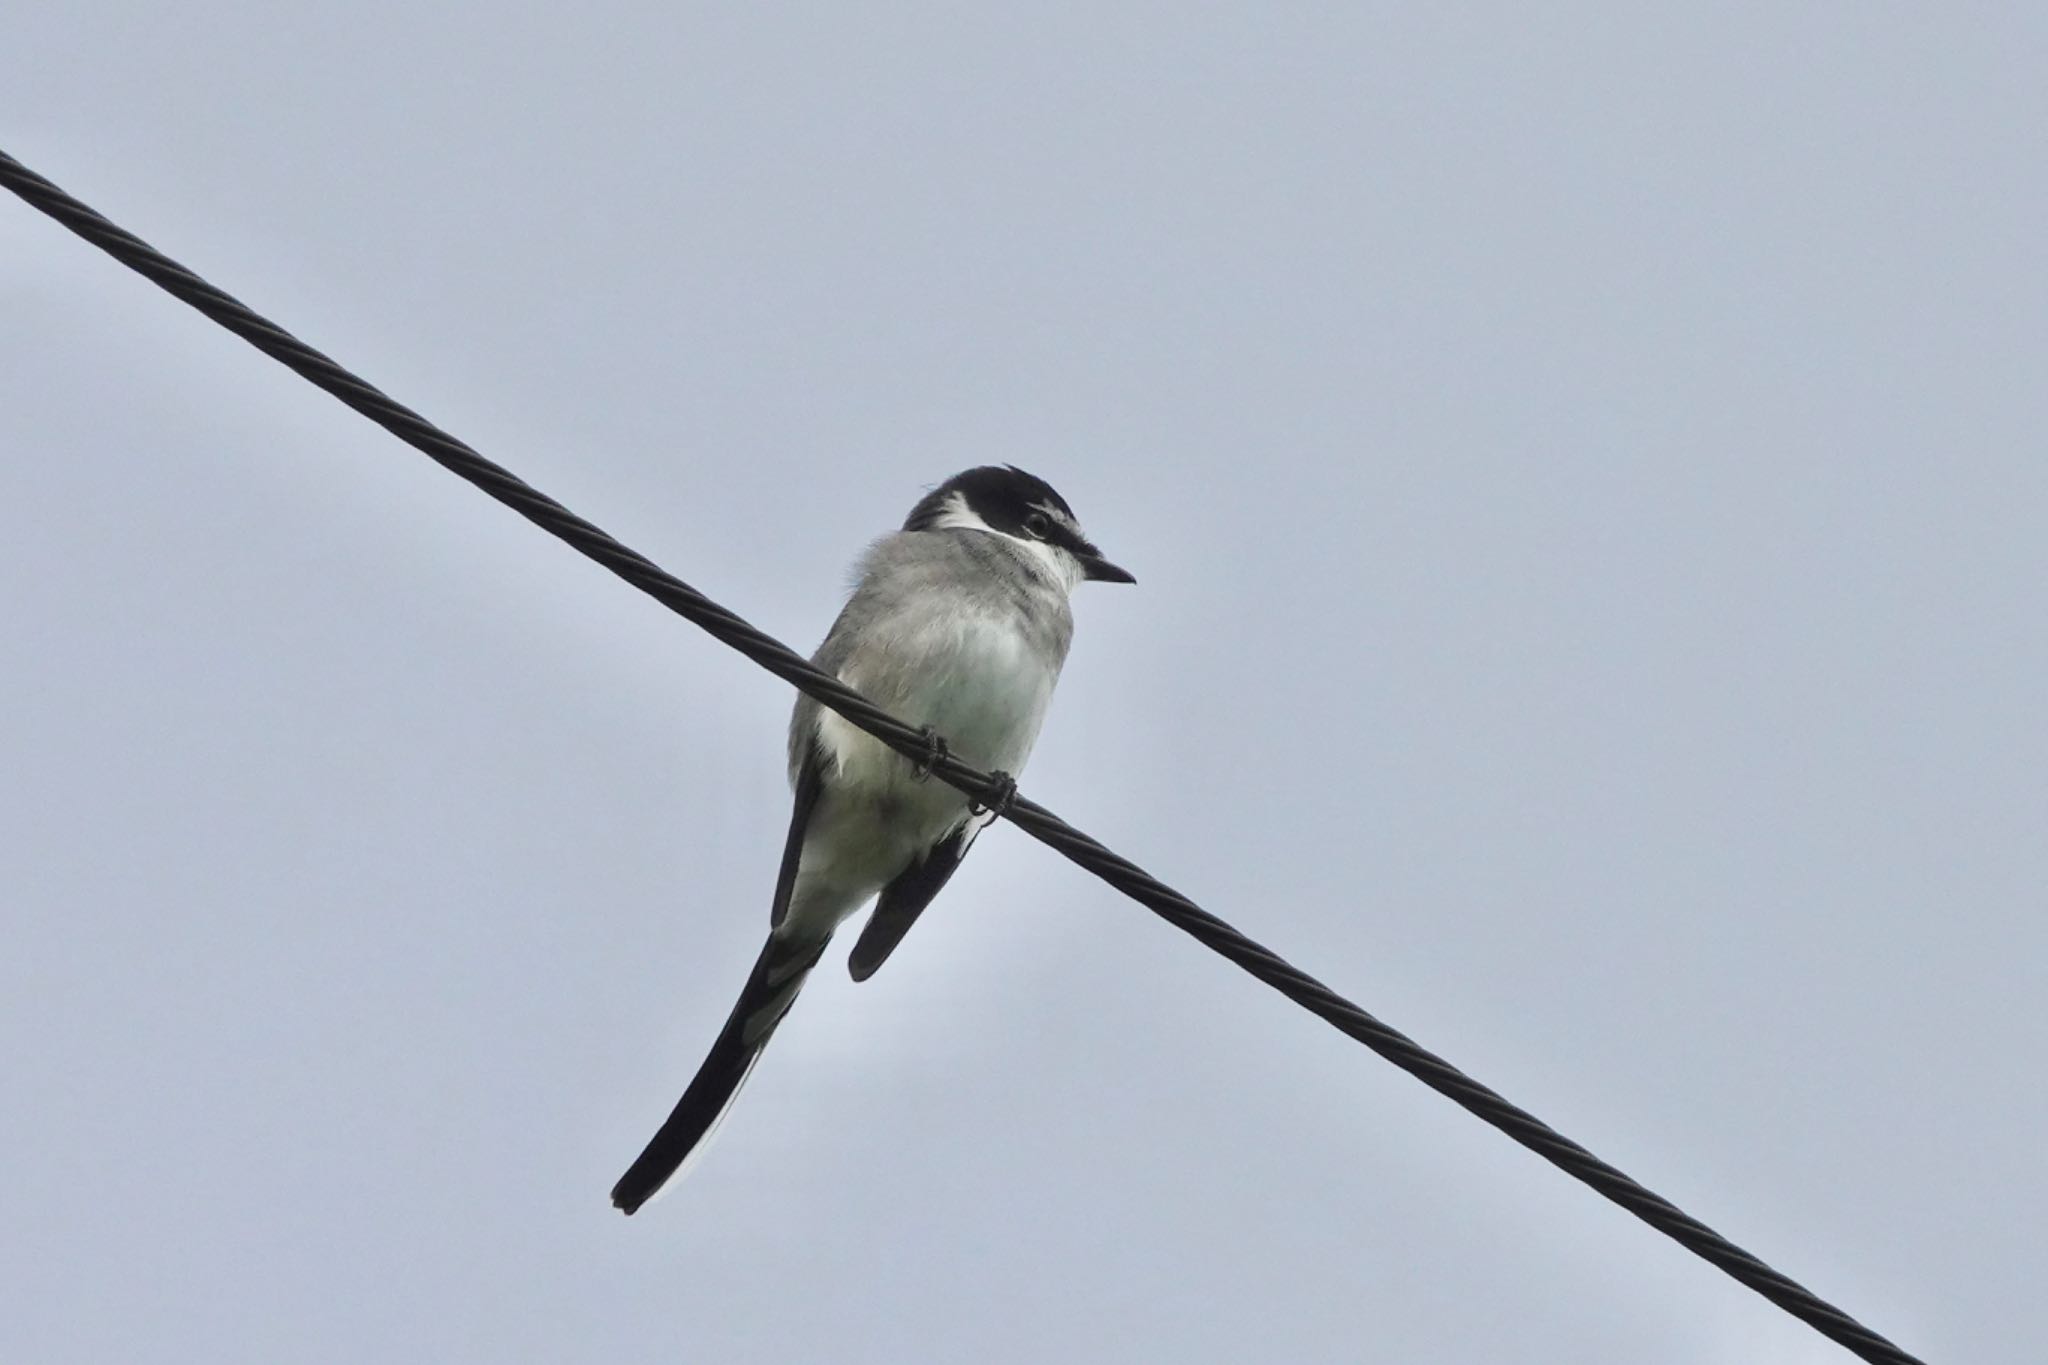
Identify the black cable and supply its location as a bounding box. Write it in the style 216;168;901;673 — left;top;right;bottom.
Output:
1;148;1925;1365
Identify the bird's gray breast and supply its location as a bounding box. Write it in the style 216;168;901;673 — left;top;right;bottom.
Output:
793;530;1074;788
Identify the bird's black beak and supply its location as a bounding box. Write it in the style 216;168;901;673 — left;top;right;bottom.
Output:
1081;552;1136;584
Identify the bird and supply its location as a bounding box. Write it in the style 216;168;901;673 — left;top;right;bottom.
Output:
610;465;1134;1214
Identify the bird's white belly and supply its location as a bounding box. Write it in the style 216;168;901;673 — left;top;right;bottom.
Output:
910;618;1056;772
828;613;1057;784
788;614;1057;934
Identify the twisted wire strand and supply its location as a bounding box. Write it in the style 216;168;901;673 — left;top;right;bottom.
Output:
2;149;1923;1365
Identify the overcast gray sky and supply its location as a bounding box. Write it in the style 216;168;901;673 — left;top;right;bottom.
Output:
4;7;2041;1363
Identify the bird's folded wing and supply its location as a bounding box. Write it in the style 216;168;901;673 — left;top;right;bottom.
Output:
770;742;824;928
848;816;986;981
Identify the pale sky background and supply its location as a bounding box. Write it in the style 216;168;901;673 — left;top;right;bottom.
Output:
3;7;2042;1363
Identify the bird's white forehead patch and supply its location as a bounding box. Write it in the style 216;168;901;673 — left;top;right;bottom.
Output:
1029;499;1083;536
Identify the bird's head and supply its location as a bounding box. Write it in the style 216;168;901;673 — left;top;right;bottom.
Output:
903;465;1135;590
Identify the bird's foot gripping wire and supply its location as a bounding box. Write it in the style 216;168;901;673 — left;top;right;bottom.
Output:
912;727;949;782
971;771;1019;820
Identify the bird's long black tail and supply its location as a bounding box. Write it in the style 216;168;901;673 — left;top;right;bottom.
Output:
610;932;830;1214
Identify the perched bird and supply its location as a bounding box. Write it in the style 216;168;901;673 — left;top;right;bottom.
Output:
611;465;1133;1214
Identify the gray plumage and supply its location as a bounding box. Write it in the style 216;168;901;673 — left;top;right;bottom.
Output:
793;526;1076;780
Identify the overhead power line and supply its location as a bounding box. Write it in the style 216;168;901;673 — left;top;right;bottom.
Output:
1;148;1925;1365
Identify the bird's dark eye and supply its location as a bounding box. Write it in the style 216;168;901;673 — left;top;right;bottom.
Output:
1023;511;1050;537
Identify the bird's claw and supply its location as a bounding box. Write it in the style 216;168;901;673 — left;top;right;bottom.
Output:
972;771;1019;819
912;727;949;782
